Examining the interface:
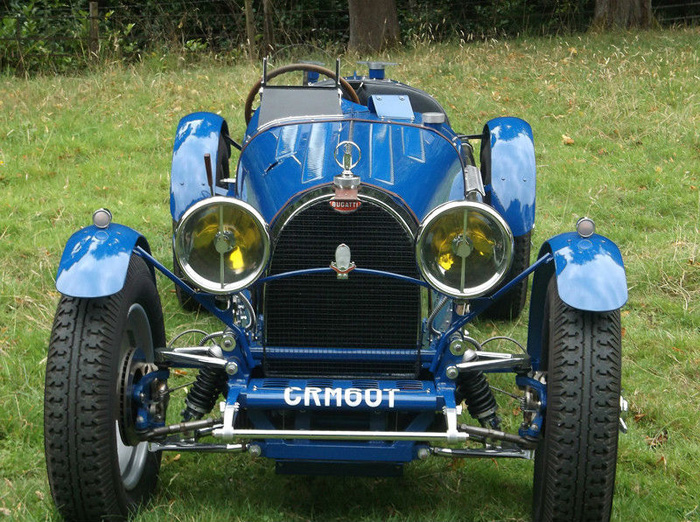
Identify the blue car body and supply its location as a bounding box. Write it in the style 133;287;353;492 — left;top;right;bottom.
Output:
55;62;627;477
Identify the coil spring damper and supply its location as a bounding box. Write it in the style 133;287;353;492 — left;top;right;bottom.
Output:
455;372;501;430
182;366;228;421
454;350;501;430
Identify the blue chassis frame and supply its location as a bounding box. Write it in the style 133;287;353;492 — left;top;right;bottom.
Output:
130;245;552;464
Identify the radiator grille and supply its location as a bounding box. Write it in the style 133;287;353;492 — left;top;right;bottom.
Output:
264;198;421;377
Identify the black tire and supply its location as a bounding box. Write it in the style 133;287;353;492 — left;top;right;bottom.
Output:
483;231;531;320
44;255;166;521
215;131;231;189
532;278;622;522
173;252;202;312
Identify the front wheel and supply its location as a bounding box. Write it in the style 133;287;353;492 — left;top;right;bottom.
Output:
44;255;166;521
532;278;622;522
173;252;202;312
483;231;531;320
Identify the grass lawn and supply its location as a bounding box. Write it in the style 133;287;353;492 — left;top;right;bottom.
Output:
0;28;698;521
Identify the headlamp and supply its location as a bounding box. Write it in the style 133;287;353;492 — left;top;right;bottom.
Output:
415;201;513;299
174;196;270;294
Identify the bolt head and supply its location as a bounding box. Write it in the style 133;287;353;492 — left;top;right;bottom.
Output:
445;366;459;380
248;443;262;457
449;338;466;356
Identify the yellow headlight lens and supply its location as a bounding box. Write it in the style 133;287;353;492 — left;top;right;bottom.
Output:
174;196;270;293
416;201;513;298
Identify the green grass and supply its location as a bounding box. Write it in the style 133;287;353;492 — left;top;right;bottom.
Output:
1;28;699;521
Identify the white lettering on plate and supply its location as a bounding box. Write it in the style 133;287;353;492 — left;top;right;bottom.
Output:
283;386;303;406
283;387;398;408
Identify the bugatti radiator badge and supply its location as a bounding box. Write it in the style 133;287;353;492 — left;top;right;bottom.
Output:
330;140;362;213
330;243;356;279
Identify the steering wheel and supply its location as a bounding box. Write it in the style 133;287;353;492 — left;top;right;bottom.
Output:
244;63;361;125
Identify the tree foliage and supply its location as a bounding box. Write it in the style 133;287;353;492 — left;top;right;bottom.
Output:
1;0;697;73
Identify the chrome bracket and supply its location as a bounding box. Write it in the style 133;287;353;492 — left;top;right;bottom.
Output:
464;165;485;200
431;447;533;459
619;393;629;434
443;406;461;444
149;441;244;453
156;347;228;370
455;351;531;372
213;400;240;440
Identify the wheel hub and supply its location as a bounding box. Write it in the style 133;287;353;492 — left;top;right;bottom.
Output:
118;347;161;445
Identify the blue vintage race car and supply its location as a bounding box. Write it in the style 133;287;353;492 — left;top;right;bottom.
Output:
45;61;628;521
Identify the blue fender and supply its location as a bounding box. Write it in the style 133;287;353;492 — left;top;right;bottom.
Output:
171;112;229;222
526;232;628;370
55;223;152;298
481;117;536;237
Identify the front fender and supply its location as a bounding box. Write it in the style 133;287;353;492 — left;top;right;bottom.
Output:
171;112;229;222
526;232;627;370
481;117;536;237
56;224;152;298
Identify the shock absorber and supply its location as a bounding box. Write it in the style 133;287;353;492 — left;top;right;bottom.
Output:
455;370;501;430
450;336;502;430
180;337;231;422
182;366;228;421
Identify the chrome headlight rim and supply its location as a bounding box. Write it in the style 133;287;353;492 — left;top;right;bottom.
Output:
415;200;514;299
174;196;270;294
